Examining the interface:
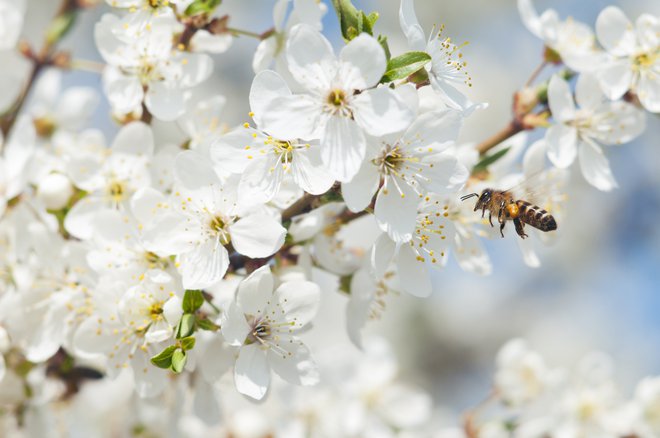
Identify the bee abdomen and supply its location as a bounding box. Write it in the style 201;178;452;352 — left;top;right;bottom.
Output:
517;201;557;232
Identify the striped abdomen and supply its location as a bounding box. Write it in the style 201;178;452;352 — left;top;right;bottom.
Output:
516;201;557;232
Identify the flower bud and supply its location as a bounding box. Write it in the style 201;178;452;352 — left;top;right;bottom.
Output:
37;173;73;210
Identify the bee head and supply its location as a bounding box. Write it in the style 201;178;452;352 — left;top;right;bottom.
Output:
474;189;493;211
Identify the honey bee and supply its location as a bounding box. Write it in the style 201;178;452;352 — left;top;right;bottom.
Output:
460;188;557;239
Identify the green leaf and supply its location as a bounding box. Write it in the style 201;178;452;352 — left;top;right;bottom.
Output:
331;0;361;41
46;12;76;45
381;51;432;83
150;345;178;369
473;147;511;172
196;317;220;332
176;314;196;339
171;349;187;373
185;0;222;17
182;290;204;313
179;336;196;351
377;35;391;62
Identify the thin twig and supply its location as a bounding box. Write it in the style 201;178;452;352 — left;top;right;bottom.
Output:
524;61;546;87
475;120;523;156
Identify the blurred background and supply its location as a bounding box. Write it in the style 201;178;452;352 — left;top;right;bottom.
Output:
15;0;660;426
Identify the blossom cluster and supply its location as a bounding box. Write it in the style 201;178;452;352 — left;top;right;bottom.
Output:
0;0;657;435
439;339;660;438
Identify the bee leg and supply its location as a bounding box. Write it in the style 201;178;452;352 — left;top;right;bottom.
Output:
514;218;528;239
481;206;486;218
488;213;494;227
499;220;506;238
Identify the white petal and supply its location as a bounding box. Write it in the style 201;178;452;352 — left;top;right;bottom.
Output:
346;268;376;348
63;196;107;240
517;237;541;268
229;214;286;258
258;94;321;140
377;384;433;428
517;0;543;39
179;240;229;289
574;73;604;111
267;341;319;386
395;245;432;297
352;87;414;136
321;116;366;182
103;69;143;114
523;139;547;179
234;344;270;400
403;109;463;149
55;87;99;129
638;70;660;113
175;150;219;190
111;121;154;156
595;59;633;101
399;0;427;50
273;280;321;327
339;33;386;89
253;37;278;73
190;30;232;54
286;24;336;91
424;155;469;194
239;155;282;205
72;317;119;356
375;182;418;243
636;14;659;52
596;6;637;56
547;75;576;122
222;302;252;346
578;140;617;191
237;265;274;317
341;161;380;212
250;70;292;126
545;124;577;169
179;53;214;87
130;187;167;224
200;337;235;383
145;83;187;121
291;147;335;195
372;232;396;278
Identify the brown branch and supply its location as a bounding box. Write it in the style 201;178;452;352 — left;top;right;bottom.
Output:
475;120;523;156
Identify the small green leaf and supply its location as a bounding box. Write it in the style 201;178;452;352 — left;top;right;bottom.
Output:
46;12;76;45
196;317;220;332
185;0;222;17
150;345;178;369
171;349;187;373
182;290;205;313
180;336;196;351
473;147;511;172
331;0;360;41
176;314;196;339
377;35;391;61
381;51;432;83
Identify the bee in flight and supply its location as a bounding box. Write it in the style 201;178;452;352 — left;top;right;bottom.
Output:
460;189;557;239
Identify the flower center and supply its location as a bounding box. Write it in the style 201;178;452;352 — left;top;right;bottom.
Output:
209;215;231;245
273;140;294;164
106;180;126;203
148;0;169;8
33;116;57;138
148;302;164;321
633;49;658;70
327;89;346;107
144;251;168;269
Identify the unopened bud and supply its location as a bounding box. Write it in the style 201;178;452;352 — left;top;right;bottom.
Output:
515;87;539;115
37;173;73;210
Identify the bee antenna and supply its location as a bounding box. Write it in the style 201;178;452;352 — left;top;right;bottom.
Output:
460;193;479;202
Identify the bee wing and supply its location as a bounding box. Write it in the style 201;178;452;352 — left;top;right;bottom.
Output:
505;169;569;215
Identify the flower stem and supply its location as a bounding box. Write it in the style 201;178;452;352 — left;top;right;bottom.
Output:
525;61;546;87
70;59;105;74
226;27;275;40
475;120;523;156
0;0;80;137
